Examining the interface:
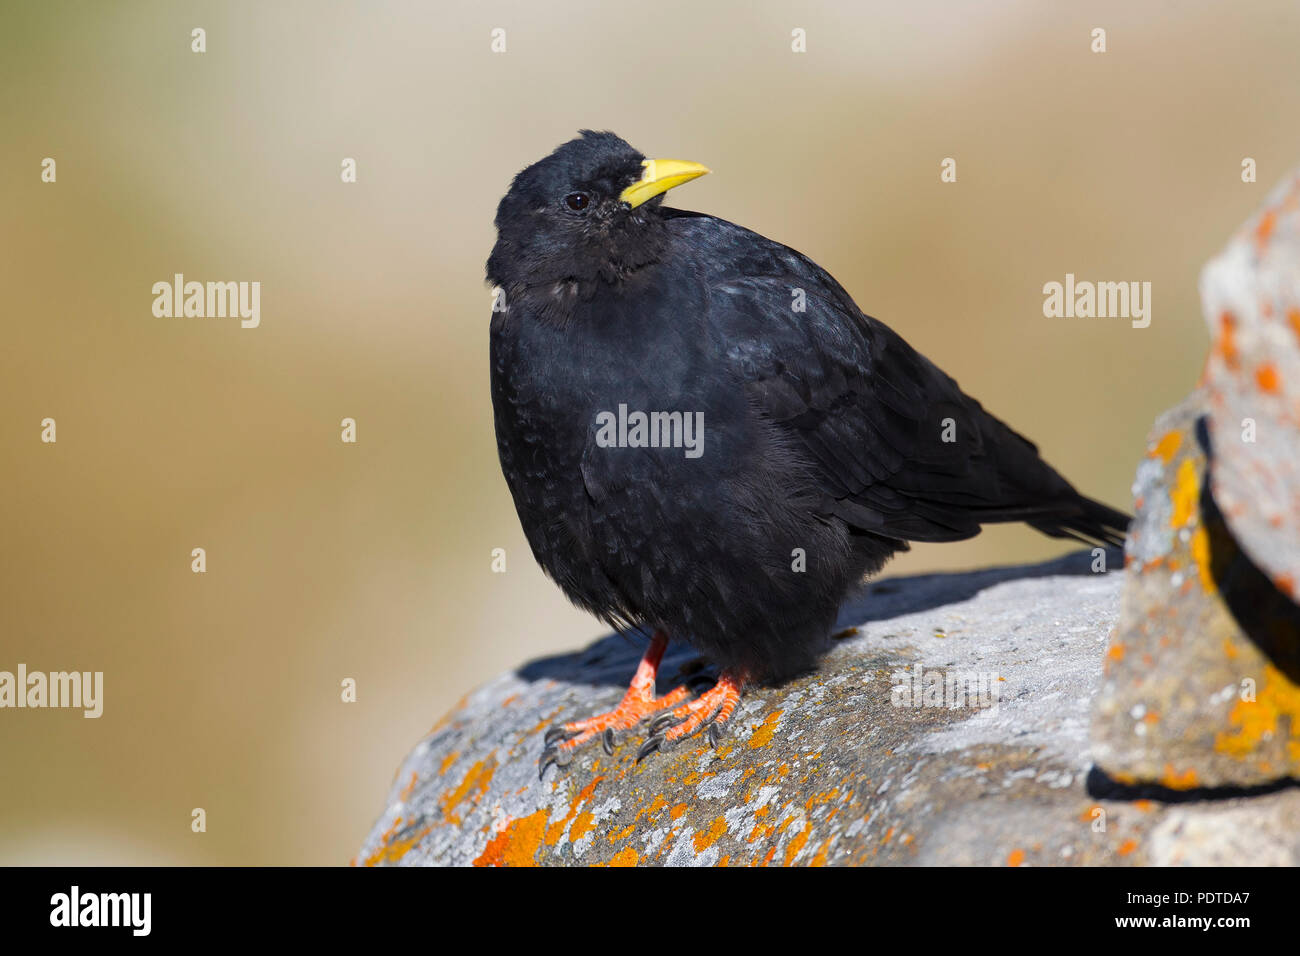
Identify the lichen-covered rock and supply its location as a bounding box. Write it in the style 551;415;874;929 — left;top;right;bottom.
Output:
1090;168;1300;792
357;551;1300;866
1091;395;1300;788
1200;168;1300;600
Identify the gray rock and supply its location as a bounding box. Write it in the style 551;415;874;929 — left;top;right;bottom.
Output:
1199;167;1300;600
1091;393;1300;789
357;551;1300;866
1089;167;1300;792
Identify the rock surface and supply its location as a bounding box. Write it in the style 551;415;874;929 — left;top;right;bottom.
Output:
1091;394;1300;789
1199;167;1300;598
1089;167;1300;792
358;169;1300;867
358;551;1300;866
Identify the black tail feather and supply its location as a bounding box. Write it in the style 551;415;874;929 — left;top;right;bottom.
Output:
1028;496;1130;550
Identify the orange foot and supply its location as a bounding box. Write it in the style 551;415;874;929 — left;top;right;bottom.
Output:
635;671;743;762
540;630;692;778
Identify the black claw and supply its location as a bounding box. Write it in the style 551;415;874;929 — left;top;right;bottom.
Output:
539;747;558;780
602;727;616;755
538;743;573;780
687;675;717;693
544;725;573;746
648;712;680;735
707;721;727;748
636;735;664;763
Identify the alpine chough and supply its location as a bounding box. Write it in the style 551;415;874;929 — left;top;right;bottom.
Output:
486;131;1129;775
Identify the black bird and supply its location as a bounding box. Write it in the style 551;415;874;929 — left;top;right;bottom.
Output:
487;131;1128;774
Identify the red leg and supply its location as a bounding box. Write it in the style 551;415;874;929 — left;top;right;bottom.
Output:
637;671;744;761
540;630;690;777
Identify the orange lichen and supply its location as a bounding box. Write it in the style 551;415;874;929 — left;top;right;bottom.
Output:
783;824;812;866
474;810;548;867
804;788;840;810
437;751;458;776
694;816;728;853
1151;430;1182;463
361;816;433;867
810;839;832;867
545;777;603;845
1216;665;1300;763
1255;209;1277;249
605;846;639;867
1218;311;1240;368
1288;307;1300;343
399;771;418;802
1170;459;1200;528
569;812;596;843
635;794;668;822
1255;363;1281;394
669;803;688;821
440;759;496;824
1190;526;1215;593
1117;839;1138;857
1159;764;1199;790
1006;849;1025;867
747;709;782;749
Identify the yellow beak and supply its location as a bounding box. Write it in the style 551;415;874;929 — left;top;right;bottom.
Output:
619;158;711;209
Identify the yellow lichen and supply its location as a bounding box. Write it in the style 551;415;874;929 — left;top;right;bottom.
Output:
747;710;782;749
1170;458;1200;529
1216;665;1300;764
1152;430;1182;464
1189;526;1216;594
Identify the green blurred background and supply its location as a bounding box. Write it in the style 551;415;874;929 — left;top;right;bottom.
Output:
2;0;1297;864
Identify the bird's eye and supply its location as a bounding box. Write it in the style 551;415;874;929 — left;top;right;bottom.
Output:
564;192;590;211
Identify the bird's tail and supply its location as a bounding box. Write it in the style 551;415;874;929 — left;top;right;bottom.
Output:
1028;495;1130;550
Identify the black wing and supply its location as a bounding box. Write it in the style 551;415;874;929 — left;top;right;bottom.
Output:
704;237;1126;547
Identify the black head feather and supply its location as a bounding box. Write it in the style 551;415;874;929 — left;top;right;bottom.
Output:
487;131;672;299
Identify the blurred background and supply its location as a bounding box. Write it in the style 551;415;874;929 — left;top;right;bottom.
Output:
2;0;1298;865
